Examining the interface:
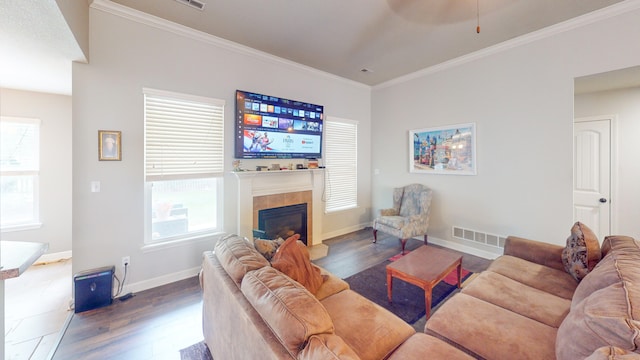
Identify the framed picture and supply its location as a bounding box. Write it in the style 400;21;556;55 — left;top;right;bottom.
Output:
98;130;121;161
409;123;476;175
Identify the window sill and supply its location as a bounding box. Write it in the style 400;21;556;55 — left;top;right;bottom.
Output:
1;222;43;233
141;231;222;253
325;205;359;214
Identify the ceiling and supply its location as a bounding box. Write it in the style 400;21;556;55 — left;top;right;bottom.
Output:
1;0;638;95
575;65;640;94
0;0;85;95
112;0;624;86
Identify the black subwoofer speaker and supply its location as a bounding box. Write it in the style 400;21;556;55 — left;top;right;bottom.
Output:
74;265;114;313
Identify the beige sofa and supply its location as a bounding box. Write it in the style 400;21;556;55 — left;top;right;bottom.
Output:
200;233;474;360
425;234;640;359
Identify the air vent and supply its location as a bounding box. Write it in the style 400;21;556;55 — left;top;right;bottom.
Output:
175;0;206;10
452;226;506;248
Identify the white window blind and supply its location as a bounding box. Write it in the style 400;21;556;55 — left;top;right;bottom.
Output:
324;117;358;213
144;88;225;181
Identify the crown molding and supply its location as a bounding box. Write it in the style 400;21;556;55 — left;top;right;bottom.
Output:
90;0;370;90
375;0;640;90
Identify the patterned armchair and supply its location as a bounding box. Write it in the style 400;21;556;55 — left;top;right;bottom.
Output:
373;183;433;254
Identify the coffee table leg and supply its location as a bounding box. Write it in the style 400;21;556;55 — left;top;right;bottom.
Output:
457;261;462;288
425;287;433;319
387;270;393;302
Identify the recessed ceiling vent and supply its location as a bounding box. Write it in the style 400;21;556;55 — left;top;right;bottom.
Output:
175;0;206;10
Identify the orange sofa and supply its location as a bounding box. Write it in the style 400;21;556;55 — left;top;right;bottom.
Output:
200;233;473;359
425;234;640;359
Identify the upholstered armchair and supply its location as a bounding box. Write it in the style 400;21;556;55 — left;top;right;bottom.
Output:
373;183;433;254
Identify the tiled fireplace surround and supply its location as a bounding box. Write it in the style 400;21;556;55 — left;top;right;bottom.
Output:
234;169;324;246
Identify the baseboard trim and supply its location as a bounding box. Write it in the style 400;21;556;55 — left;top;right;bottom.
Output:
117;266;201;298
36;250;72;264
321;223;369;242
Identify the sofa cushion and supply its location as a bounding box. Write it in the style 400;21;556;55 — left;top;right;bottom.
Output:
201;251;294;360
488;255;578;299
271;234;324;294
562;221;601;282
298;334;361;360
241;266;334;358
556;236;640;360
461;270;571;327
601;234;633;257
321;289;415;360
214;233;269;285
315;266;350;301
386;333;475;360
556;283;640;359
426;293;558;360
585;346;640;360
254;236;285;261
571;252;620;308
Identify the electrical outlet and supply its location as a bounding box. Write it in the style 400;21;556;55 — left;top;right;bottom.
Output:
122;256;130;267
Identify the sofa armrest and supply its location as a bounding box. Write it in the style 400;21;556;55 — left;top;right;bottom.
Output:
503;236;565;271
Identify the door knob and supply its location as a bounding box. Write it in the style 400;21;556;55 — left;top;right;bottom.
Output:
599;198;607;203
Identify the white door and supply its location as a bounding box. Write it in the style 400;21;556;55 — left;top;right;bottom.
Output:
573;118;611;240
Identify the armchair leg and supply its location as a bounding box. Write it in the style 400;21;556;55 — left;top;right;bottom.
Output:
400;239;407;254
424;234;428;246
373;229;378;243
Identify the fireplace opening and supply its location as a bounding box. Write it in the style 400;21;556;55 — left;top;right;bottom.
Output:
258;203;307;245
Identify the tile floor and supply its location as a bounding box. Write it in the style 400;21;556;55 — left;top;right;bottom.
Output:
5;259;72;360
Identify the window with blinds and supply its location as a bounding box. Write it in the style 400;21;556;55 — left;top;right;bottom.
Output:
144;89;224;243
0;117;41;230
324;117;358;213
144;88;224;181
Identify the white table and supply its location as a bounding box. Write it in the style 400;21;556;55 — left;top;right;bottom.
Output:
1;240;49;279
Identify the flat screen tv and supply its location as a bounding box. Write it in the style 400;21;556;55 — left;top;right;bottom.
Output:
235;90;323;159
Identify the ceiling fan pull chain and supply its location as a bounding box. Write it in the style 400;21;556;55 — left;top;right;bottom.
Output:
476;0;481;34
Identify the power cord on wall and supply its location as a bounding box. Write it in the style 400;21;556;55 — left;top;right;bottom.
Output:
113;263;134;301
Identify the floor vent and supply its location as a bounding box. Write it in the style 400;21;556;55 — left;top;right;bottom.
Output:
175;0;206;10
452;226;506;248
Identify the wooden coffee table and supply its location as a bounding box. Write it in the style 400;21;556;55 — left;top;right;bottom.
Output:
386;245;462;319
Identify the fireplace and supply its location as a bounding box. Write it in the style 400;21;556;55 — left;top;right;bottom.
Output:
252;190;313;246
257;203;308;245
235;170;322;246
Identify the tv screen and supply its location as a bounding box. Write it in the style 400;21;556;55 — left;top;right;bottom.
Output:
235;90;323;159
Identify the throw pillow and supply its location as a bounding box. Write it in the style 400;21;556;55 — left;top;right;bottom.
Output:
561;222;601;282
271;234;324;294
254;237;285;261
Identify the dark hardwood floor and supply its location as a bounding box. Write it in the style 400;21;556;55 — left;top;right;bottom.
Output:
52;228;492;359
314;227;492;279
53;276;203;360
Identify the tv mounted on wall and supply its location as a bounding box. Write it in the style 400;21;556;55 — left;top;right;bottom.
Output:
235;90;323;159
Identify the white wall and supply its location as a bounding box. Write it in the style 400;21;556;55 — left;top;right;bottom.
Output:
0;88;73;256
55;0;89;62
72;3;371;291
371;5;640;256
575;86;640;239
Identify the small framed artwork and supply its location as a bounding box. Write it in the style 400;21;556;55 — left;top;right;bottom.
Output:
98;130;122;161
409;123;476;175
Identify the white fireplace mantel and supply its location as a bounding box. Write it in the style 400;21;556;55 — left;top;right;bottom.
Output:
233;169;325;245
